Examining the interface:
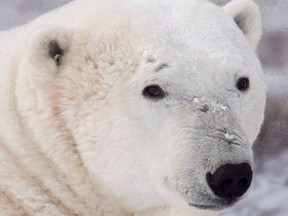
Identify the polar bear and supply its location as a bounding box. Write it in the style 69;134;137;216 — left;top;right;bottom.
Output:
0;0;265;215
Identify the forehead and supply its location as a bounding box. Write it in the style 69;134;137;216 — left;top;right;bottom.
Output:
138;4;259;81
74;0;259;81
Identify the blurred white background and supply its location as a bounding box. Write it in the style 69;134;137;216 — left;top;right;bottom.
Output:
1;0;288;215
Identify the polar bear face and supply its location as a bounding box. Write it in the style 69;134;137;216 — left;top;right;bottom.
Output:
19;0;265;214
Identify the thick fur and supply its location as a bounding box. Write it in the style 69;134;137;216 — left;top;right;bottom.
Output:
0;0;265;215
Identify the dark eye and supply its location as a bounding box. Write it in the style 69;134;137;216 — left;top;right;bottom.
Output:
143;85;166;100
236;77;250;91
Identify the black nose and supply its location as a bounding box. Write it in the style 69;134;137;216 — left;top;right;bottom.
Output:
206;163;252;200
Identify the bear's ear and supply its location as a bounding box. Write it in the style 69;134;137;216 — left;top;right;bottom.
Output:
222;0;262;50
22;26;71;83
19;26;71;110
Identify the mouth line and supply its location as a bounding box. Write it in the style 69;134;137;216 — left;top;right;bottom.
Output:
165;179;238;211
189;199;237;211
189;203;224;210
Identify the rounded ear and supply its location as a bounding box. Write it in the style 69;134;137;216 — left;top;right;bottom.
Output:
18;26;71;110
21;26;71;85
222;0;262;50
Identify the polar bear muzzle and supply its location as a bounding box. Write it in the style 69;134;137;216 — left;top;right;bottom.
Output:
206;163;252;203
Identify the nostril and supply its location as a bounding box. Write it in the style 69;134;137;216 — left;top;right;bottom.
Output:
206;163;252;200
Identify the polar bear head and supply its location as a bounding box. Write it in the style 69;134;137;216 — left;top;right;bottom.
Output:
18;0;265;214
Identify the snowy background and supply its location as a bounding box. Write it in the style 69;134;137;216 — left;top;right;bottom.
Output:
1;0;287;215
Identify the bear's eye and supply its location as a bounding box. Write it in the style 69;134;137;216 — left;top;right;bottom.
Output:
143;85;166;100
236;77;250;91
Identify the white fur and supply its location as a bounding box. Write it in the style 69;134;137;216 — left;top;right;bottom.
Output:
0;0;265;215
222;0;262;50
